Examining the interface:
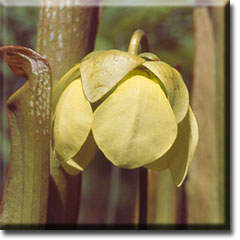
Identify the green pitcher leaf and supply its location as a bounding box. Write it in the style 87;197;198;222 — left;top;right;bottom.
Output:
0;46;51;225
143;61;189;123
53;79;93;173
36;3;100;225
92;75;177;169
79;50;145;103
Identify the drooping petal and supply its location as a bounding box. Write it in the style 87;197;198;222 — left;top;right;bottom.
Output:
169;107;199;186
146;107;199;187
80;50;145;103
139;52;160;61
92;75;178;169
144;154;169;171
60;132;97;175
143;61;189;123
53;79;93;172
52;64;81;116
80;50;105;62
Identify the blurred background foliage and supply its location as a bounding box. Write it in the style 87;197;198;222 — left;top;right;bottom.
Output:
0;5;194;222
95;7;193;83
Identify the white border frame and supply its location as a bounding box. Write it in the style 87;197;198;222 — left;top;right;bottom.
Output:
0;0;229;7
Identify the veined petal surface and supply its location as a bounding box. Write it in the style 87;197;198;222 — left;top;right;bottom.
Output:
143;61;189;123
53;79;93;170
92;75;177;168
80;50;145;103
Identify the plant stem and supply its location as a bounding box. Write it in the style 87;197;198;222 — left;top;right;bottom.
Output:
128;29;149;55
106;166;120;224
139;167;148;228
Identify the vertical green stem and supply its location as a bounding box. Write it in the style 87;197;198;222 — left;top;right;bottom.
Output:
138;167;148;227
128;30;149;227
106;166;120;224
147;170;174;225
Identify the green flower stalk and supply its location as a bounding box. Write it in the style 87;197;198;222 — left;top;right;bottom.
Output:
52;29;199;187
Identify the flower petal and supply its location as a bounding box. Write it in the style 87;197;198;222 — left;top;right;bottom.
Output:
144;155;169;171
139;52;160;61
143;61;189;123
52;64;81;116
80;50;145;103
169;107;199;186
60;132;97;175
92;75;178;168
53;79;93;171
81;50;105;62
147;107;198;186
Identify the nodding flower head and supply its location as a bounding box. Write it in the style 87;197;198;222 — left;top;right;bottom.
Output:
52;30;199;187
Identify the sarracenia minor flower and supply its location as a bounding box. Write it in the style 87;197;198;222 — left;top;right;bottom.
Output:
52;29;199;187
